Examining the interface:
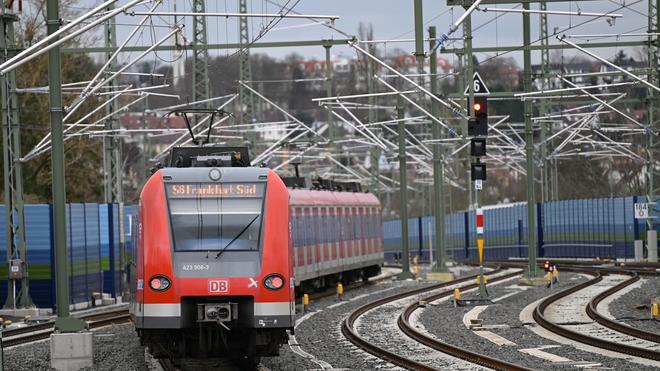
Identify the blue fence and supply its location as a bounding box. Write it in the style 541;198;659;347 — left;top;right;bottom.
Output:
0;203;135;309
384;196;659;263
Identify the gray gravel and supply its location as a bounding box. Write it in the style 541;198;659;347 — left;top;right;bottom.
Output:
275;278;430;370
609;276;660;333
269;267;483;370
4;337;52;371
4;323;148;371
419;272;659;370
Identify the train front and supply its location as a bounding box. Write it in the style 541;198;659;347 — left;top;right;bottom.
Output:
131;159;294;364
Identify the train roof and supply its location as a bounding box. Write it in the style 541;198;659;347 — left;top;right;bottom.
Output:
288;188;380;207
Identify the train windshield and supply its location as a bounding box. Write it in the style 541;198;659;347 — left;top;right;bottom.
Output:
165;182;266;252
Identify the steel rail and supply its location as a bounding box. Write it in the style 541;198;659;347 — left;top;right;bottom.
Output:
586;271;660;344
398;271;530;371
533;271;660;361
2;308;130;347
341;269;507;370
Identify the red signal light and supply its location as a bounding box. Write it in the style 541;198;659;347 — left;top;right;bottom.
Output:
473;103;482;112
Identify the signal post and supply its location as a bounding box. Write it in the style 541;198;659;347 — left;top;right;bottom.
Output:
466;72;489;300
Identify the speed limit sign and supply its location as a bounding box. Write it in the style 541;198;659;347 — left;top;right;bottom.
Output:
464;72;491;96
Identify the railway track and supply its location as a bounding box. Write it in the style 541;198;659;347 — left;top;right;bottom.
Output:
298;267;401;304
397;271;530;371
586;271;660;344
533;269;660;361
342;268;533;370
1;308;131;347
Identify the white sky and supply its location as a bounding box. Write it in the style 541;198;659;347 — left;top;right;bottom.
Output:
67;0;651;66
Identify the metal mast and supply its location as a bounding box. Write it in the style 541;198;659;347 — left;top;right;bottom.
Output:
193;0;210;110
103;3;122;204
239;0;254;121
1;6;31;308
539;2;552;202
368;43;380;195
429;26;448;274
48;0;84;331
523;3;539;278
397;96;414;279
103;2;126;299
647;0;659;256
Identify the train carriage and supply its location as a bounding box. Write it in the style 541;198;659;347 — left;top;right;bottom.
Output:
130;147;385;366
290;189;383;289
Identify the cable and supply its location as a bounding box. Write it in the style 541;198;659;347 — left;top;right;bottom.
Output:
475;0;644;68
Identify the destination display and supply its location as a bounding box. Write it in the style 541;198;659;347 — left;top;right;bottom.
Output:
166;183;264;198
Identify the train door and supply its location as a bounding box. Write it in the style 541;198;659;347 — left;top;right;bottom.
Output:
370;208;376;255
358;207;365;259
305;208;313;273
338;207;345;260
330;207;338;261
313;207;321;273
294;207;305;276
136;201;145;323
348;207;357;263
321;207;328;269
365;207;372;256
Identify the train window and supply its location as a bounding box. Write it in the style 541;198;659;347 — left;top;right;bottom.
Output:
347;208;353;240
166;182;265;252
328;208;335;244
304;208;311;246
292;212;299;248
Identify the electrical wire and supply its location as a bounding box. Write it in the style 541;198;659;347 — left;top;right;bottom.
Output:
474;0;645;68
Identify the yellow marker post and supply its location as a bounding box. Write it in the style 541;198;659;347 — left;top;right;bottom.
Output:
475;275;489;284
303;294;309;313
453;288;461;307
477;239;484;265
553;268;559;283
653;303;659;319
337;283;344;301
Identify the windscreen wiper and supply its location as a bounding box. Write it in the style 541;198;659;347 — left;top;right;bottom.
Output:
215;214;260;259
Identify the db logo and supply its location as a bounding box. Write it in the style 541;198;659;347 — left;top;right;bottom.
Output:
209;280;229;293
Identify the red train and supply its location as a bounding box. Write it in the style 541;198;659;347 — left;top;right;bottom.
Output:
289;188;383;290
130;147;383;365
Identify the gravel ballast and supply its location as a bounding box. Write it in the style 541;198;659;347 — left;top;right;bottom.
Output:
267;267;483;370
418;272;659;370
609;276;660;333
4;323;149;371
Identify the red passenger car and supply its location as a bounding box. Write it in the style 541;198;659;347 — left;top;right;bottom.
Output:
290;189;383;290
130;148;294;365
130;147;384;365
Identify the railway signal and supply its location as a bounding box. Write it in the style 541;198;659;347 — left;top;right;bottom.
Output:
466;73;490;301
467;97;489;137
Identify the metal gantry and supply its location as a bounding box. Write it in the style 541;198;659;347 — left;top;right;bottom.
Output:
239;0;255;121
538;1;553;203
192;0;211;111
429;26;449;274
47;0;84;331
646;0;659;257
1;7;31;309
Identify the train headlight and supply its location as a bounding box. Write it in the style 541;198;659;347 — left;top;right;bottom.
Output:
149;276;171;291
264;274;284;290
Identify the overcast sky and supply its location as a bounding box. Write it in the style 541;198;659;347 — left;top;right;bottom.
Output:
75;0;650;66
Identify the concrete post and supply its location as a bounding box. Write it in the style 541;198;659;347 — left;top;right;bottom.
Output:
649;231;658;263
